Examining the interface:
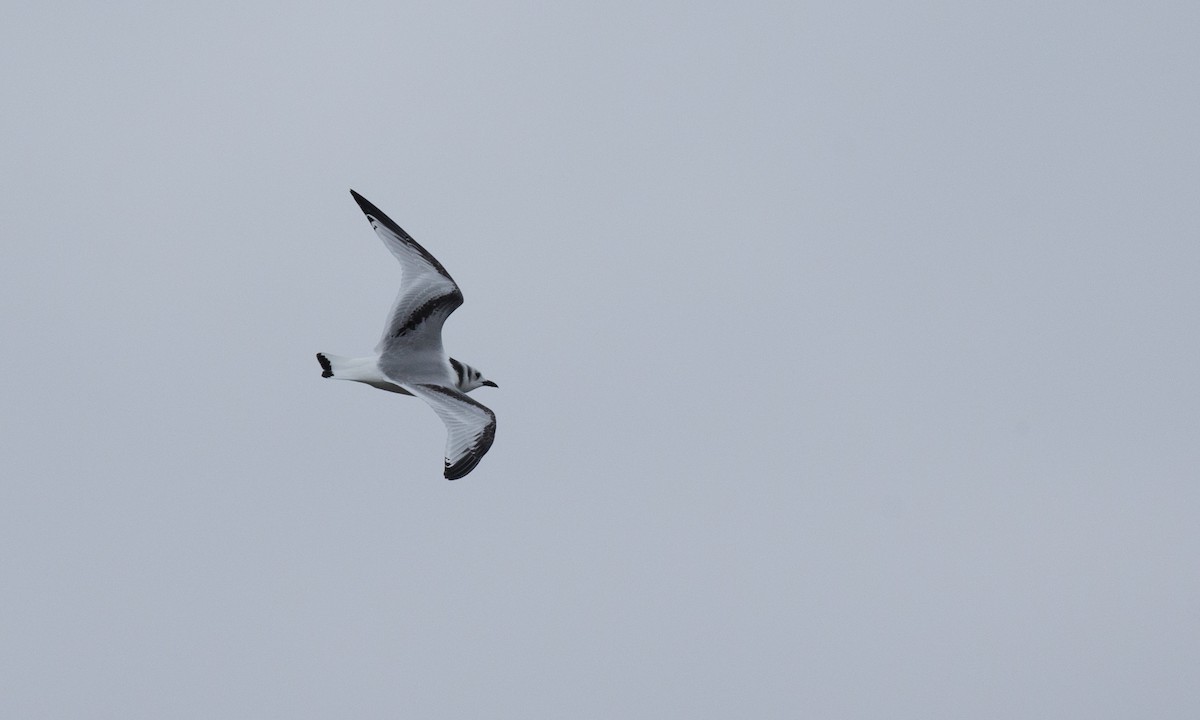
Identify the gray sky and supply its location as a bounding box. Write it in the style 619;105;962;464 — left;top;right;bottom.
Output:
3;1;1198;718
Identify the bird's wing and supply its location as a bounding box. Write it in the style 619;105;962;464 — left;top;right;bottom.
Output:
350;190;464;356
402;383;497;480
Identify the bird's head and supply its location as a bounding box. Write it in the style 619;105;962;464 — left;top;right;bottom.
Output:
450;358;499;393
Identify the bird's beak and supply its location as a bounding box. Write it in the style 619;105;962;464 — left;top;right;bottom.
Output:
482;380;498;388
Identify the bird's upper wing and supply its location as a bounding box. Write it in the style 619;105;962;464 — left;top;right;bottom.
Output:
402;383;497;480
350;190;464;356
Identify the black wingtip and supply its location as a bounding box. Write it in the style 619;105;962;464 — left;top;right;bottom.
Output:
443;425;496;481
349;189;382;219
316;353;333;378
444;444;487;480
444;458;478;481
348;189;413;239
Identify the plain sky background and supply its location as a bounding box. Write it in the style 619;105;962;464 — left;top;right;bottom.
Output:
2;1;1198;717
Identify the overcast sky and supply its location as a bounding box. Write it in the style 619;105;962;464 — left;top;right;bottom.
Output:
3;1;1198;718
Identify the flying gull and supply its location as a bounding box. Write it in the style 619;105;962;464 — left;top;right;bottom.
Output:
317;190;498;480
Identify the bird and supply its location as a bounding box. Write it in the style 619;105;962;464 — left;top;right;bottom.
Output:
316;190;498;480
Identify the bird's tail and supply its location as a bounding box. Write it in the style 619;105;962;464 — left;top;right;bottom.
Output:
316;352;346;378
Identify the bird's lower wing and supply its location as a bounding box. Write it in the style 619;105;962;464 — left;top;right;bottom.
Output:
402;383;497;480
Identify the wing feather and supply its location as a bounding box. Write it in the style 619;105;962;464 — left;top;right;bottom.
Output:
403;383;497;480
349;190;463;354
